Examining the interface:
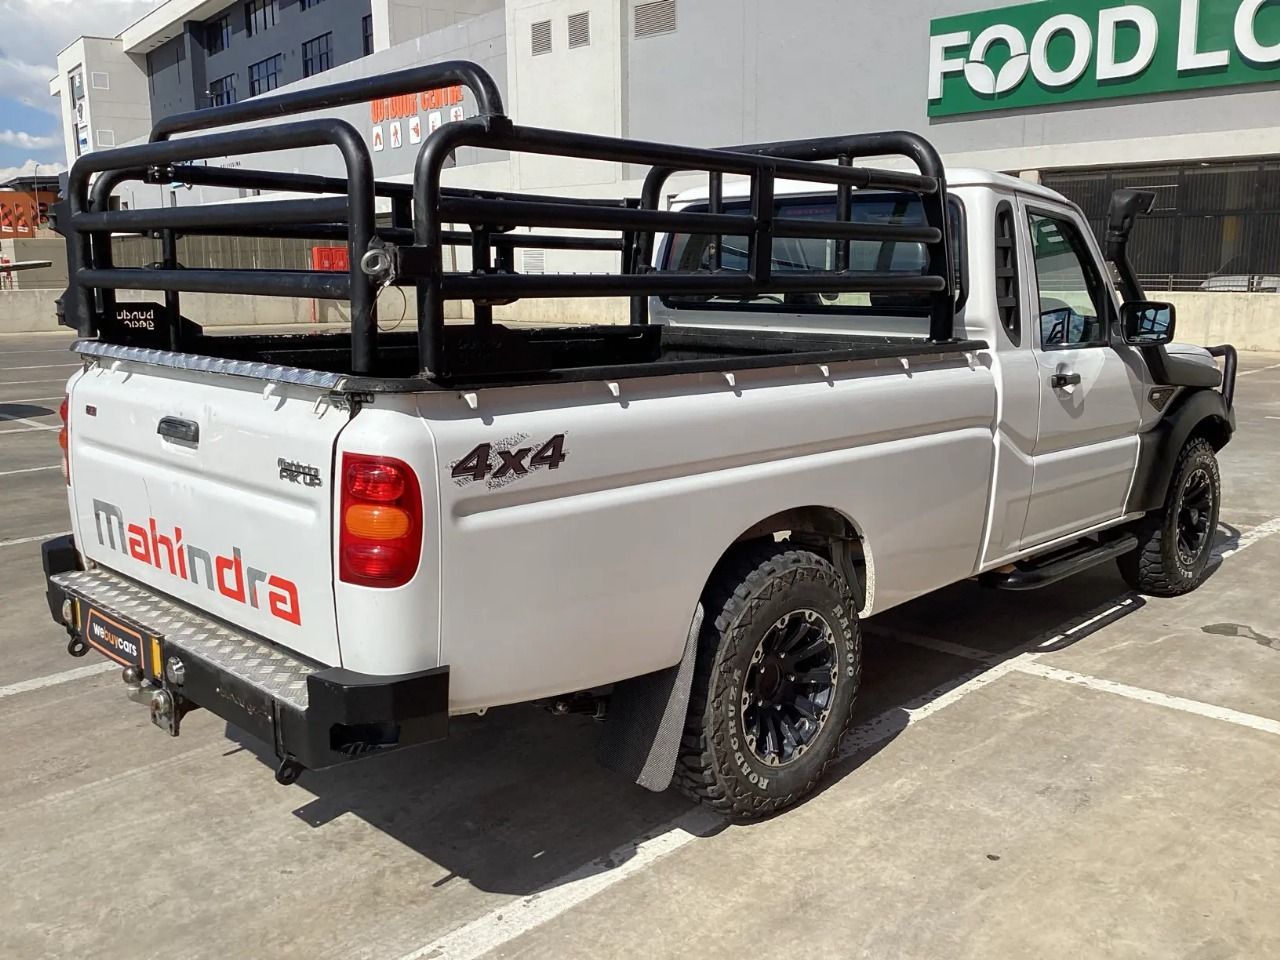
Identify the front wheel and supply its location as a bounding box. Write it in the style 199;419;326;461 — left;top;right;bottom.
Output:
675;543;861;820
1118;436;1221;596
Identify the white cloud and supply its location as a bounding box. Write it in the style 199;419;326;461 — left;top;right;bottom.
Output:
0;128;59;149
0;157;66;183
0;0;160;113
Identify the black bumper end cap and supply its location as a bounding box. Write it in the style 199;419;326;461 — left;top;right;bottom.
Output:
305;665;450;756
41;535;81;624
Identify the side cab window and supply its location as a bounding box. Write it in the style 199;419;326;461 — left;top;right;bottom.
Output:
1026;210;1110;350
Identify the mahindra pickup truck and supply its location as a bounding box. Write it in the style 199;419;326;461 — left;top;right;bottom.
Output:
41;61;1236;819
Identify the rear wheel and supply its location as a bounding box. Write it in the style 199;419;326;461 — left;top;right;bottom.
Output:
675;542;861;820
1118;436;1221;596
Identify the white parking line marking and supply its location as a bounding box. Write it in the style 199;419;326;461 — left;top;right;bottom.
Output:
0;465;59;477
837;657;1022;759
0;661;117;700
0;363;79;372
0;378;71;387
12;745;226;815
0;395;60;405
400;652;1026;960
1015;661;1280;735
0;417;58;433
878;628;1280;737
1238;362;1280;377
1220;516;1280;559
0;531;71;549
399;809;724;960
398;516;1280;959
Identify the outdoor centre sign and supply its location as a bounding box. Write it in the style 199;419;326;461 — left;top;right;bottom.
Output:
928;0;1280;116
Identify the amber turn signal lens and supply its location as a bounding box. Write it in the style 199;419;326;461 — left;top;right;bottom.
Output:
344;504;412;540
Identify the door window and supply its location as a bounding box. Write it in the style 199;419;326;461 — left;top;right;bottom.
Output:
1028;212;1108;348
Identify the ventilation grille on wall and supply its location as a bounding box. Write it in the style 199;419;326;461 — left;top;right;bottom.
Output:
568;11;591;48
91;72;110;90
634;0;676;37
96;129;116;147
531;19;552;55
523;248;545;275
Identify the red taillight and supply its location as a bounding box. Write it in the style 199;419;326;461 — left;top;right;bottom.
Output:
339;453;422;588
346;461;406;502
58;395;69;485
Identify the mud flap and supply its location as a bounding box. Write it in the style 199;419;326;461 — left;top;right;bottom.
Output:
597;604;703;792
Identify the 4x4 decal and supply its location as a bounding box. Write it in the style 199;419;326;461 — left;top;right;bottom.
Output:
450;433;567;489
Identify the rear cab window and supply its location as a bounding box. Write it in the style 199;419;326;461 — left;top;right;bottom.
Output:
659;192;965;329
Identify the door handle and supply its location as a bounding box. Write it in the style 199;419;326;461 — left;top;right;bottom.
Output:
1051;372;1082;389
157;416;199;444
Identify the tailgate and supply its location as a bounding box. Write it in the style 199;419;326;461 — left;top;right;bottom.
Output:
67;360;350;665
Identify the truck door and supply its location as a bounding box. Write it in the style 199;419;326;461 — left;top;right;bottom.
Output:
1021;202;1145;548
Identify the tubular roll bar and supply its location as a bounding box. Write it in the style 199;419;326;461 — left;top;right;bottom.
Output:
149;60;505;141
62;59;955;380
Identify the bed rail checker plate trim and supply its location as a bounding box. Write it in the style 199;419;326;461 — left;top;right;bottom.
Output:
51;568;317;710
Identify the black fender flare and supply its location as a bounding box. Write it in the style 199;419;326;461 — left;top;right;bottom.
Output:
1126;388;1234;514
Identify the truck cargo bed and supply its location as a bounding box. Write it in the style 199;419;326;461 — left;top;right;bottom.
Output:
83;325;986;391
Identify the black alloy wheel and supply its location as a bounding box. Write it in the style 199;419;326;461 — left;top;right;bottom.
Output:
740;609;838;767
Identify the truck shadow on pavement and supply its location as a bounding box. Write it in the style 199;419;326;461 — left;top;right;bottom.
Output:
0;402;55;420
230;525;1239;896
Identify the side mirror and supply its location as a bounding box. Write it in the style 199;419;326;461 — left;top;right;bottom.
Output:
1121;300;1176;345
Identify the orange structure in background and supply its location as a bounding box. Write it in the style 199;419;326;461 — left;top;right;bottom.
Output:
310;246;350;323
0;190;57;238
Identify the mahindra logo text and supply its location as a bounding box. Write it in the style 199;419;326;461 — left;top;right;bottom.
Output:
93;498;301;626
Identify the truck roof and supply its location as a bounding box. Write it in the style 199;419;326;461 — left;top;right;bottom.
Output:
672;166;1069;207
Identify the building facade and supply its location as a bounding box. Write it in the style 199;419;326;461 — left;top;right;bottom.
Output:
136;0;375;120
51;0;1280;288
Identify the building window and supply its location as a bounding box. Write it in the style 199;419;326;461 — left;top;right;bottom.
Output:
300;0;325;8
208;74;237;107
248;54;282;96
568;11;590;48
205;15;231;54
302;33;333;77
634;0;676;38
362;14;374;56
245;0;276;37
531;19;552;55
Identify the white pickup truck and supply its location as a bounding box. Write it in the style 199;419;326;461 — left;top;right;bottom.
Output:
42;62;1236;818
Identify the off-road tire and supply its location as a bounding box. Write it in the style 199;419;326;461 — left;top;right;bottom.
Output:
675;542;861;820
1118;436;1221;597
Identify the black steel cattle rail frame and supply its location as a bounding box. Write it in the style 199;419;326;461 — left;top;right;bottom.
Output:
60;59;957;380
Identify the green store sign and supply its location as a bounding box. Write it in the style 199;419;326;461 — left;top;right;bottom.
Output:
929;0;1280;116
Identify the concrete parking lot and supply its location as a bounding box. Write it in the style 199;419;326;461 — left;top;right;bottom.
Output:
3;331;1280;960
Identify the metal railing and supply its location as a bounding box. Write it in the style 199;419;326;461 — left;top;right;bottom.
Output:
61;60;956;379
1139;273;1280;293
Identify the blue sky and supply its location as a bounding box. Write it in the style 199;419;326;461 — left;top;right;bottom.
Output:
0;0;159;181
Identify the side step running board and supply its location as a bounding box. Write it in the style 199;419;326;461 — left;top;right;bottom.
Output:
981;534;1139;591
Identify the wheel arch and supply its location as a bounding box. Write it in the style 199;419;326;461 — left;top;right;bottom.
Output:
721;504;874;615
1126;387;1233;514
